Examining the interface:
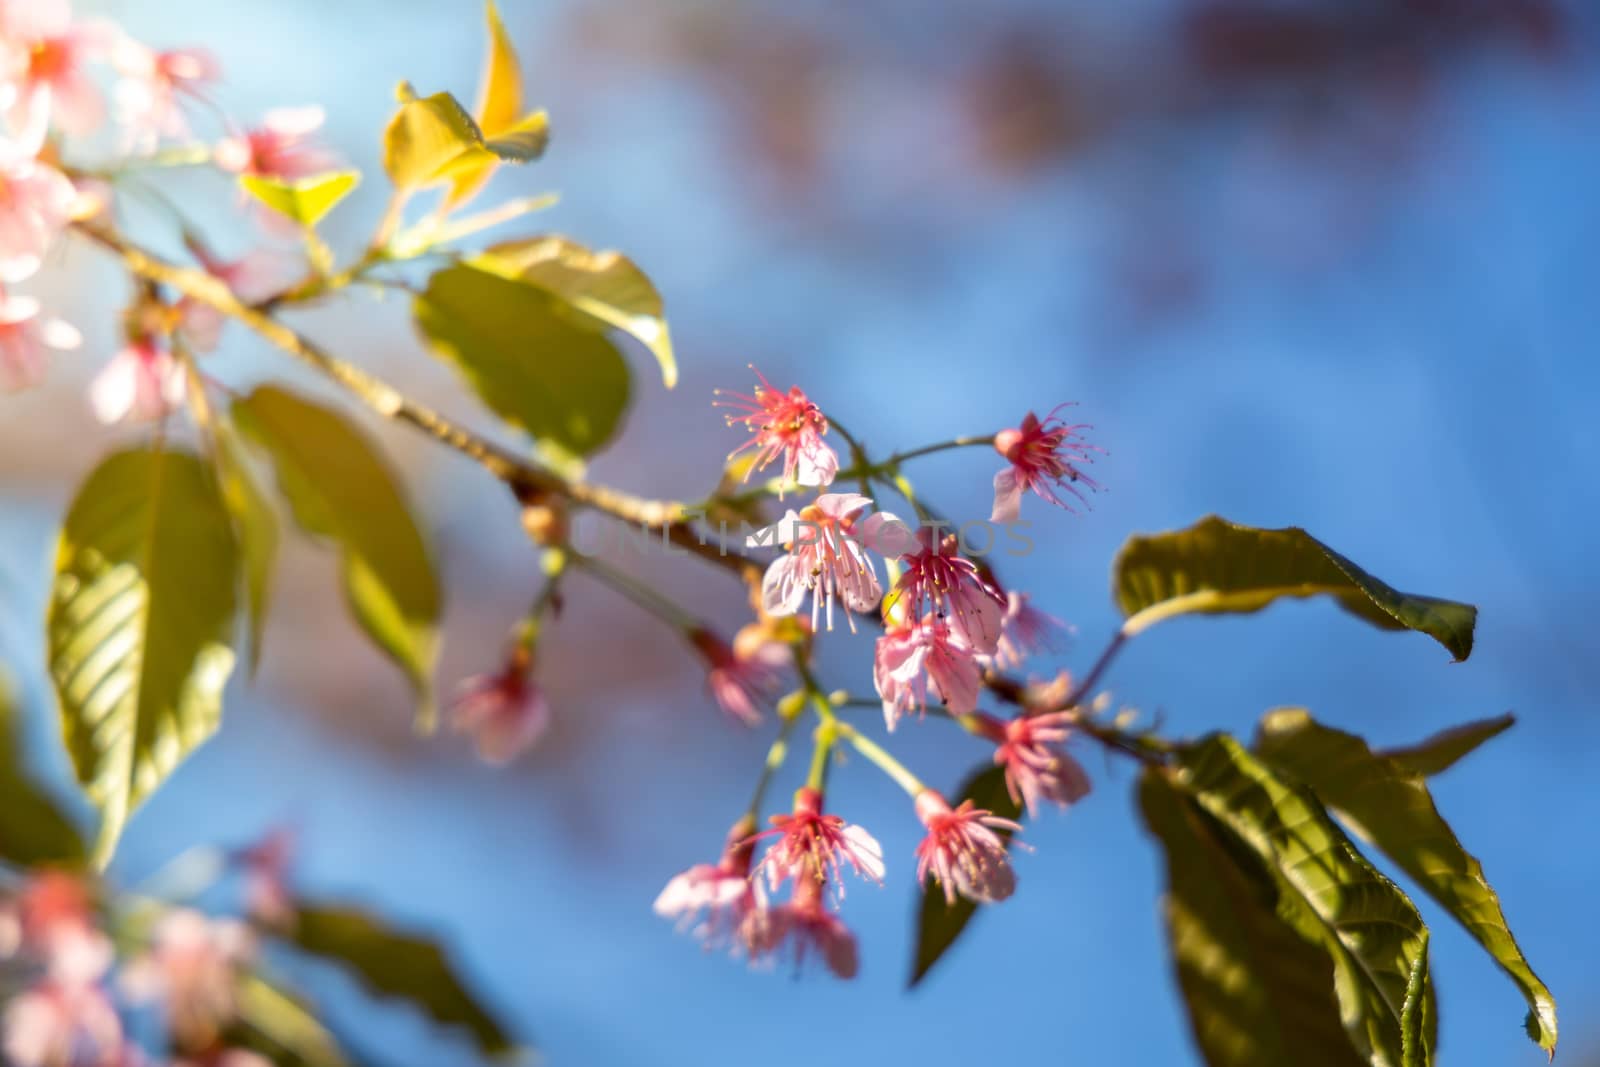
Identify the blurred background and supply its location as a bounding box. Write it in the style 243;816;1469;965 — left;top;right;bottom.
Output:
3;0;1598;1063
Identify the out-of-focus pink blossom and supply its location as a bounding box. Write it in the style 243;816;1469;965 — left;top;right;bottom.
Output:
873;618;982;729
113;41;219;147
120;909;252;1052
755;876;858;979
1;981;122;1067
0;289;80;390
238;827;295;927
991;404;1101;522
0;870;113;986
993;710;1091;816
882;530;1006;654
755;492;890;631
449;663;549;765
753;786;885;894
0;0;118;136
0;139;77;284
177;243;298;350
88;336;185;424
689;625;787;726
715;367;838;492
654;816;770;956
980;591;1067;670
213;106;333;179
913;789;1022;905
174;1050;274;1067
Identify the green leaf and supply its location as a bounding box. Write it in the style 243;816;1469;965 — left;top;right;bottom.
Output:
213;420;279;676
413;261;631;457
1139;768;1364;1067
908;764;1021;987
483;236;678;388
48;448;238;867
285;902;519;1057
383;86;546;192
239;171;360;228
1400;933;1433;1067
231;975;351;1067
1376;713;1515;778
1112;516;1476;659
0;679;87;867
1170;734;1432;1066
1254;709;1556;1055
233;387;441;728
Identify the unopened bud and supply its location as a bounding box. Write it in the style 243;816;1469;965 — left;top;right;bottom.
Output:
521;500;569;546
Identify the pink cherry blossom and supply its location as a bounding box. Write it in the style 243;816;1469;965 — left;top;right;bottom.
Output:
112;41;218;147
752;786;885;894
0;138;77;285
756;876;858;980
715;366;838;492
0;0;118;136
754;493;887;631
994;710;1092;816
88;337;185;424
449;663;549;765
872;618;982;729
120;909;253;1051
0;870;113;986
990;404;1101;523
913;789;1022;906
0;289;80;390
690;626;785;726
175;1050;274;1067
980;591;1067;670
213;106;333;179
882;530;1006;654
1;980;122;1067
654;817;769;955
178;242;299;350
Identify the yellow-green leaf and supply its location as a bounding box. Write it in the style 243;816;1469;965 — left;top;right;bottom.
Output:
446;2;544;210
908;764;1020;987
0;678;87;868
234;387;441;728
231;976;351;1067
413;261;631;457
1113;516;1477;660
1139;768;1364;1067
239;171;360;228
1170;734;1433;1066
285;902;520;1057
213;420;279;676
1254;709;1556;1056
483;236;677;388
384;87;545;193
1400;933;1433;1067
48;448;238;867
1376;712;1514;778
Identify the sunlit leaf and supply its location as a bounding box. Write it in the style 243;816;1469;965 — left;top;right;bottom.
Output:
1139;768;1363;1066
1169;734;1432;1066
413;261;631;457
231;976;351;1067
1254;709;1556;1055
483;236;677;388
239;171;360;228
1376;712;1514;778
212;420;279;677
285;902;519;1057
0;679;86;867
48;448;238;867
234;387;441;729
908;764;1020;987
446;2;547;210
1113;516;1477;660
1400;933;1433;1067
384;86;546;192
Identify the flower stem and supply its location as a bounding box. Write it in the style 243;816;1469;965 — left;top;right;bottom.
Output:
835;722;925;797
569;551;698;632
747;706;807;818
806;720;838;793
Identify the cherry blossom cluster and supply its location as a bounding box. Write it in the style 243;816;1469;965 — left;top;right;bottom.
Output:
0;0;319;419
651;369;1100;978
0;835;292;1067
